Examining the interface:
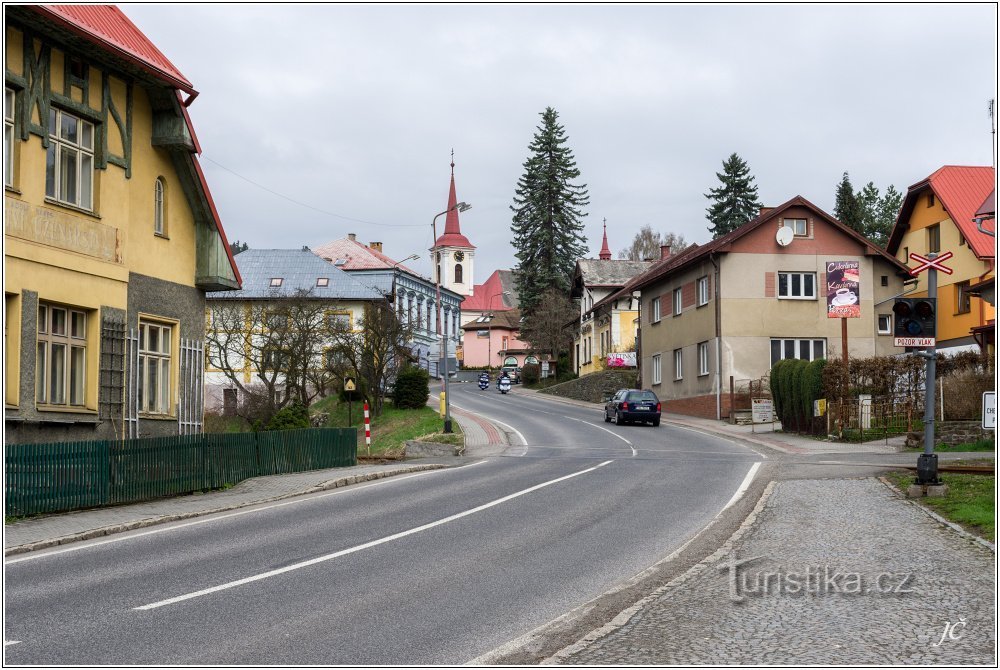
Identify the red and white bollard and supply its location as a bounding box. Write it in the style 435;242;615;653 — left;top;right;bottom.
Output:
363;402;371;455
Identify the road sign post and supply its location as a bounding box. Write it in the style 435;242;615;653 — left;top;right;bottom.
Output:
907;252;952;485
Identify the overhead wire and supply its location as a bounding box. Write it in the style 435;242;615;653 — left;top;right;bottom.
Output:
201;156;427;228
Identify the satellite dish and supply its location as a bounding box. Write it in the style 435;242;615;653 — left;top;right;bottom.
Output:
776;226;794;247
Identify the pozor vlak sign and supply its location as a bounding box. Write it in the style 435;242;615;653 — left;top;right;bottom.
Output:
827;260;860;318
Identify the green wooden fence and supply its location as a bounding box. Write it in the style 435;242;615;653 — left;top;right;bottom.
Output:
5;428;356;516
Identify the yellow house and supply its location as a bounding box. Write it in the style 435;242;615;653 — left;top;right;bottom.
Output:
886;166;995;352
4;6;239;443
569;222;654;376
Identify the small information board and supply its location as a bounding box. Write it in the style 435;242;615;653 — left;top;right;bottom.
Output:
894;336;936;347
983;392;996;430
752;398;774;424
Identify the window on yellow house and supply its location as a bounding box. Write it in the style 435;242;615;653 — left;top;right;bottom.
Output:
45;107;95;211
36;303;87;407
154;178;166;235
927;225;940;253
955;281;972;314
138;320;172;414
4;87;15;188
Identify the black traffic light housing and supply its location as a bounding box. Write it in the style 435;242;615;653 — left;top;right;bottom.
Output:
892;298;936;339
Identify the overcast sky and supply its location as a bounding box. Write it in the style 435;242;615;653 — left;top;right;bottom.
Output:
122;3;997;282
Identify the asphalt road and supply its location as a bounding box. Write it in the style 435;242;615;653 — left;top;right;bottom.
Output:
4;384;760;665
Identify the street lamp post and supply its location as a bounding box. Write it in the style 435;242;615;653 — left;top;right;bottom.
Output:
432;200;471;434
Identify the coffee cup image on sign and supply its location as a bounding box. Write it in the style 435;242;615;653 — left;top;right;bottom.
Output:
832;288;857;305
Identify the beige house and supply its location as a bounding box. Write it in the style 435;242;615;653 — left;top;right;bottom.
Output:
623;196;911;419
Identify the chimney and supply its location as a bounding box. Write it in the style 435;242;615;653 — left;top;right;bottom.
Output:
660;244;672;260
369;241;383;253
348;233;356;242
759;206;774;217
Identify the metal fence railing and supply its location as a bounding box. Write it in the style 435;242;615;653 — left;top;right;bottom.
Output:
5;428;356;517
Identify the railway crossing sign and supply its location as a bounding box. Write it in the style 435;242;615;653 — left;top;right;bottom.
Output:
909;251;954;276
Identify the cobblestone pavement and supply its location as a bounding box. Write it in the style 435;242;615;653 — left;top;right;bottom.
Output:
553;478;996;665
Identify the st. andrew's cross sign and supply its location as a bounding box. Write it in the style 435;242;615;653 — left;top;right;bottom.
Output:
909;251;954;276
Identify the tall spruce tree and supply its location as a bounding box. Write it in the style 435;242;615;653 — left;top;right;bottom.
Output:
834;172;864;234
510;107;590;315
704;153;762;239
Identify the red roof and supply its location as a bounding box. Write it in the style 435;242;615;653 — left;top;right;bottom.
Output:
462;269;515;311
888;166;996;260
313;237;421;275
33;6;195;95
434;161;475;248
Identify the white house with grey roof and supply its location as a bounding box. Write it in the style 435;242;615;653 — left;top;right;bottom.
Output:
313;235;465;376
204;247;387;412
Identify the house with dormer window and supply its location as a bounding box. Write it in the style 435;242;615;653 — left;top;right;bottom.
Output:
569;222;654;376
885;166;995;353
4;6;240;443
621;196;910;419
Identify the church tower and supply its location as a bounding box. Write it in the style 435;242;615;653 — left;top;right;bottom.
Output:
432;153;475;296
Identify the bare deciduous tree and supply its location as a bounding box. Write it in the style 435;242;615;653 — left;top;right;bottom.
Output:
326;299;416;417
206;289;349;425
618;225;688;261
518;288;578;381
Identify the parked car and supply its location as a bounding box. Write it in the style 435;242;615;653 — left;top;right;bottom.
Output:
500;365;521;383
604;389;661;426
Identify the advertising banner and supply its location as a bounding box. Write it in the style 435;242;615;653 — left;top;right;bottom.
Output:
606;352;637;368
827;260;861;318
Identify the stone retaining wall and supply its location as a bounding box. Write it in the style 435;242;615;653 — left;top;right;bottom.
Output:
905;420;993;449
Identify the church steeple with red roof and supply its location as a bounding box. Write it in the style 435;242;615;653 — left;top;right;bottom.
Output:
433;152;475;297
599;218;612;260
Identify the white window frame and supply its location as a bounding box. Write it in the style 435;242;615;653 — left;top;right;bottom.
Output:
138;320;172;415
877;314;891;335
673;287;683;316
697;276;709;306
769;338;826;368
777;272;817;300
4;87;14;188
651;353;662;385
45;107;95;210
154;177;165;235
674;348;683;380
784;218;808;236
651;296;661;323
36;303;87;407
698;341;709;376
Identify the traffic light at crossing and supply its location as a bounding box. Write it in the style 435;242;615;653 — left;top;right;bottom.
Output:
892;298;936;340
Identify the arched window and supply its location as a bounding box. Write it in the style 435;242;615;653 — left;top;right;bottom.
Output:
454;263;463;284
154;177;165;235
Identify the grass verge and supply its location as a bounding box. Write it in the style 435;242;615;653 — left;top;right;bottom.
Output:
311;396;461;458
886;468;995;542
905;438;995;452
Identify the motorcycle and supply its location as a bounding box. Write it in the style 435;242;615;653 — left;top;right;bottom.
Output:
478;373;490;391
498;376;511;394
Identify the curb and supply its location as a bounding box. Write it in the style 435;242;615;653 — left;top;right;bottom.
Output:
3;464;450;557
537;480;779;664
877;475;996;553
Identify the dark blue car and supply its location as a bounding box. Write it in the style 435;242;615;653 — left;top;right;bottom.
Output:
604;389;661;426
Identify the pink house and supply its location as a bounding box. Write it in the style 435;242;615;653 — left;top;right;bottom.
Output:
461;309;537;369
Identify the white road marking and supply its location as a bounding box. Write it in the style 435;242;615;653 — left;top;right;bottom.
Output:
561;417;637;456
5;641;22;646
6;462;487;565
715;461;761;518
669;423;769;459
134;460;614;611
450;404;529;447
